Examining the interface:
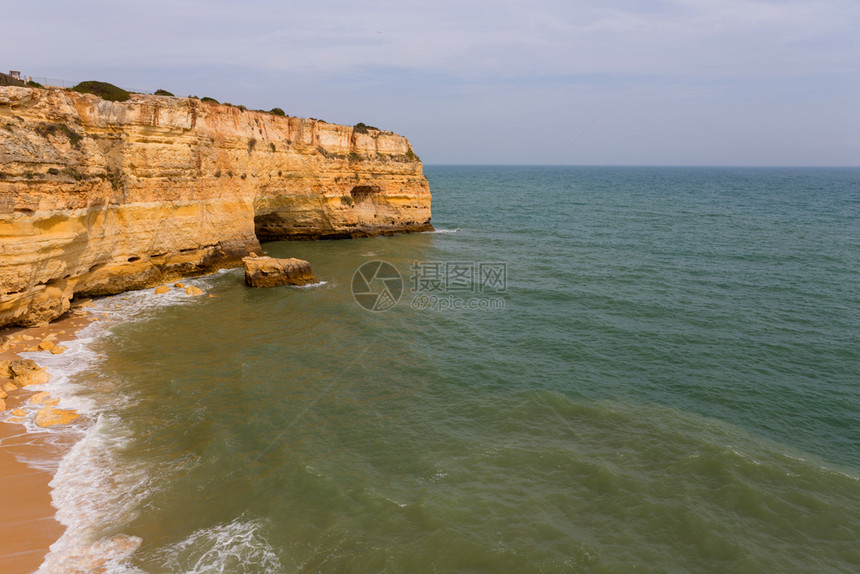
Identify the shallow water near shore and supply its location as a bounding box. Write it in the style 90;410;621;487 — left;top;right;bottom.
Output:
38;166;860;572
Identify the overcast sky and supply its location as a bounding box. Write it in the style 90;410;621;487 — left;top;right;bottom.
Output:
4;0;859;165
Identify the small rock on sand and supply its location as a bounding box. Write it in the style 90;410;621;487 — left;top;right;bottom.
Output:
50;345;67;355
35;406;79;427
154;284;170;294
9;360;51;386
38;340;56;351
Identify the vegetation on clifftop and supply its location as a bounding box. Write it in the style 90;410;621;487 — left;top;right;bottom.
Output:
353;122;380;134
72;81;130;102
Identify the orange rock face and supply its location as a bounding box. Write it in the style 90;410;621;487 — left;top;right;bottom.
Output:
0;87;432;327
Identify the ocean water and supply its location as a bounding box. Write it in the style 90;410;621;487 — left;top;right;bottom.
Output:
31;166;860;572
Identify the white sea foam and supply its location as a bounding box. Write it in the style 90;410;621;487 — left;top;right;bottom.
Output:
25;282;215;573
156;519;282;573
423;227;460;234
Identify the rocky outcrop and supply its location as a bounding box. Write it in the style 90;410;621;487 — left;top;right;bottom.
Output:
1;358;51;386
0;86;432;327
243;256;317;287
35;405;79;427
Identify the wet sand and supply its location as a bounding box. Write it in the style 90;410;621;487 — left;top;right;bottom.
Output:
0;311;92;574
0;419;64;573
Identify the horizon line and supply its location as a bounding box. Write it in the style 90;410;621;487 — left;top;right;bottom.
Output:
422;163;860;169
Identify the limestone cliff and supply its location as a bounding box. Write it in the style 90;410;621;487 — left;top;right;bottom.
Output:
0;86;432;327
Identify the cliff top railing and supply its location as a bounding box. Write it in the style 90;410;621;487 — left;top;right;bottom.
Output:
24;76;153;94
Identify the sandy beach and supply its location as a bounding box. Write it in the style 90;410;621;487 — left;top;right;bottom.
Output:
0;311;92;574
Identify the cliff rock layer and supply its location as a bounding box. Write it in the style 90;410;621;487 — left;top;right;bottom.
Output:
0;87;432;327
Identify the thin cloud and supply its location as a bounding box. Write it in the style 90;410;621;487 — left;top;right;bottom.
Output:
2;0;857;165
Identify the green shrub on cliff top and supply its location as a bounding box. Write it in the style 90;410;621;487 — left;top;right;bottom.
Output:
201;96;219;104
154;89;174;97
270;107;286;116
72;81;131;102
353;122;380;134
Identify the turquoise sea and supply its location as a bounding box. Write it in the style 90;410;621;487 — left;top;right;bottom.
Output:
26;166;860;573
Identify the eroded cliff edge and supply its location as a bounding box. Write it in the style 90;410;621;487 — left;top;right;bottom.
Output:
0;86;432;327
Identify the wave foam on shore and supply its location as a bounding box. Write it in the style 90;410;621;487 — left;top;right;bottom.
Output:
28;279;218;573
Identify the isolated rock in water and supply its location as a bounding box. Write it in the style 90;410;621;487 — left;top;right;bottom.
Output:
38;340;56;351
29;391;51;405
174;282;186;289
185;285;204;296
35;406;79;427
9;359;51;386
154;284;170;294
242;256;318;288
50;345;67;354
